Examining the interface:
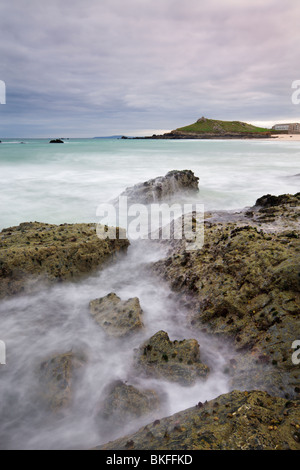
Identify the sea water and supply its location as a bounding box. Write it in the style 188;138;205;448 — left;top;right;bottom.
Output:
0;138;299;449
0;138;299;229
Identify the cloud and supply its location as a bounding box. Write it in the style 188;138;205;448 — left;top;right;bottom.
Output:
0;0;300;136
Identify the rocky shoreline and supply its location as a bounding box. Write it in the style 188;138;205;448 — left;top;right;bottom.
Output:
133;131;273;140
0;171;299;450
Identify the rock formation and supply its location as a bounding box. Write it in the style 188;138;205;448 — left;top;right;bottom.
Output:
96;380;161;426
134;330;209;386
89;293;144;338
0;222;129;298
152;193;300;398
96;390;300;450
116;170;199;204
38;351;86;412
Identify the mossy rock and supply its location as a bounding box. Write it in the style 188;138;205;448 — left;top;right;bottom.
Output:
0;222;129;298
134;330;209;386
89;293;144;338
96;390;300;450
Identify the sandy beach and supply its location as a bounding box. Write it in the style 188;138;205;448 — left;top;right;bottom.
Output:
270;134;300;141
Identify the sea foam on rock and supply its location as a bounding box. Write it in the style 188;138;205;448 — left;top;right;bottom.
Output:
95;380;161;428
116;170;199;204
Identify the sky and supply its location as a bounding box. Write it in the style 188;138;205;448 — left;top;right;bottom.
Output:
0;0;300;137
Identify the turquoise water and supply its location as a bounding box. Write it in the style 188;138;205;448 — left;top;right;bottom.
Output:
0;138;299;230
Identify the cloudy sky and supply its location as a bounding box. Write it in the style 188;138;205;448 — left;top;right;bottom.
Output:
0;0;300;137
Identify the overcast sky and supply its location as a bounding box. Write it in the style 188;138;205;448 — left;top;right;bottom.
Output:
0;0;300;137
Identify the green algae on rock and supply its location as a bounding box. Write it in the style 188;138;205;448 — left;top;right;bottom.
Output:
0;222;129;298
134;330;209;386
38;351;86;412
89;293;144;338
96;390;300;450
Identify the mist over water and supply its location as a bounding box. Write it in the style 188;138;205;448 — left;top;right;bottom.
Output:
0;138;299;230
0;241;231;450
0;138;299;449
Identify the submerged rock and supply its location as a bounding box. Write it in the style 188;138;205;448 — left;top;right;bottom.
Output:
96;380;161;427
89;293;144;338
38;351;86;412
96;390;300;450
134;330;209;386
0;222;129;298
152;193;300;398
116;170;199;204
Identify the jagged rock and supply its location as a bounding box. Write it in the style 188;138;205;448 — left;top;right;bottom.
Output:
152;193;300;398
38;351;86;412
49;139;64;143
116;170;199;204
96;380;161;427
96;390;300;450
89;293;144;338
0;222;129;298
134;330;209;386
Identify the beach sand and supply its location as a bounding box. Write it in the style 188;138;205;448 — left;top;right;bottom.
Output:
270;134;300;141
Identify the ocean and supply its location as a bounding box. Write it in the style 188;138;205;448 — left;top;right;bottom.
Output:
0;138;299;229
0;138;299;449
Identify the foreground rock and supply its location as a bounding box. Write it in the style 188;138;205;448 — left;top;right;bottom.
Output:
38;351;86;412
96;380;161;427
96;390;300;450
134;331;209;386
0;222;129;298
117;170;199;204
89;293;144;338
152;193;300;398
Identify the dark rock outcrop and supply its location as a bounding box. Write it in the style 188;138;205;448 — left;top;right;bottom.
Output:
89;293;144;338
0;222;129;298
96;390;300;450
49;139;64;144
116;170;199;204
134;330;209;386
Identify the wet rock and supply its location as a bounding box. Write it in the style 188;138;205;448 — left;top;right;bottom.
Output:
89;293;144;338
152;193;300;398
255;193;300;208
0;222;129;298
96;380;161;427
96;390;300;450
49;139;64;143
134;330;209;386
116;170;199;204
38;351;86;412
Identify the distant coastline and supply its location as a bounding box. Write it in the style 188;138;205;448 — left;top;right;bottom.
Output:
122;117;285;140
